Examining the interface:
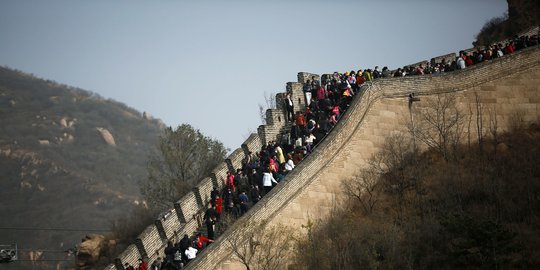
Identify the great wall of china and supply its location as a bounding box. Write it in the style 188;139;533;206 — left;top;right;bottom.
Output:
106;38;540;270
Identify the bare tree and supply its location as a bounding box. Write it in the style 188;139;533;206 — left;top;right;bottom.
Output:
264;91;277;109
344;133;419;222
258;104;267;125
410;93;466;161
343;169;380;214
258;92;277;125
228;222;294;270
474;92;486;153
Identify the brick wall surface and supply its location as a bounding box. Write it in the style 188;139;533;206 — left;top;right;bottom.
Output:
287;82;306;112
160;210;182;239
211;162;230;189
116;244;140;269
275;92;286;110
405;60;429;69
137;225;163;261
184;46;540;270
196;177;215;206
431;53;457;64
178;192;200;219
227;148;245;172
297;72;320;85
241;133;263;154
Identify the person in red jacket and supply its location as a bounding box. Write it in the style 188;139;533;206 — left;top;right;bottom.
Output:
215;195;223;221
137;258;147;270
295;111;306;128
226;171;236;192
194;233;214;250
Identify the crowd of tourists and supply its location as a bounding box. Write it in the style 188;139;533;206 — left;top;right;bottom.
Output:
137;33;538;270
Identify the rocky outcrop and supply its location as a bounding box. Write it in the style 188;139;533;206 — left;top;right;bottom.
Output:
77;234;107;270
20;181;32;189
60;117;76;128
60;118;68;128
38;140;50;145
96;128;116;146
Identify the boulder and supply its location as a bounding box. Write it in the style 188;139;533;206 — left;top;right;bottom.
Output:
39;140;50;145
49;96;60;103
20;181;32;189
60;118;68;128
96;128;116;146
77;234;106;268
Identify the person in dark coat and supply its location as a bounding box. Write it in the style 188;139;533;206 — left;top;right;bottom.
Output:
206;215;217;240
178;234;191;264
163;241;175;267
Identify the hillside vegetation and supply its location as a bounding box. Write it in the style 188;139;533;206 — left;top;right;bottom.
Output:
292;117;540;269
0;66;163;268
475;0;539;45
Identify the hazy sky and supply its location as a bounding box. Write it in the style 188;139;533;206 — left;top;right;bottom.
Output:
0;0;508;150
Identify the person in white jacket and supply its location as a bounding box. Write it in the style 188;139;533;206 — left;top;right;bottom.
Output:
284;154;295;173
185;246;198;264
262;169;278;195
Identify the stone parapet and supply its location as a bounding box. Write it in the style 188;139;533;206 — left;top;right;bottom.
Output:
107;66;313;270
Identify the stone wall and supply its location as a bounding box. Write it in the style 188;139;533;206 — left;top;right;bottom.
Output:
184;46;540;270
108;45;540;270
105;71;313;270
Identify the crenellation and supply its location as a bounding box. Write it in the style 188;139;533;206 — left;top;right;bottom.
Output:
192;187;204;208
196;177;215;206
287;81;307;112
134;239;147;262
210;173;219;189
178;192;200;220
265;107;286;126
211;163;230;189
154;219;167;241
227;148;245;171
117;244;140;269
275;92;286;110
224;159;235;174
297;72;320;84
173;202;187;224
137;225;165;262
431;53;457;65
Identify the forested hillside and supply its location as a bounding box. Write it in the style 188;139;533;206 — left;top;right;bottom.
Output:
0;66;163;269
292;122;540;269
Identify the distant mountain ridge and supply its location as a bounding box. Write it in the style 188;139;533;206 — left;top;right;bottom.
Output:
0;66;163;268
